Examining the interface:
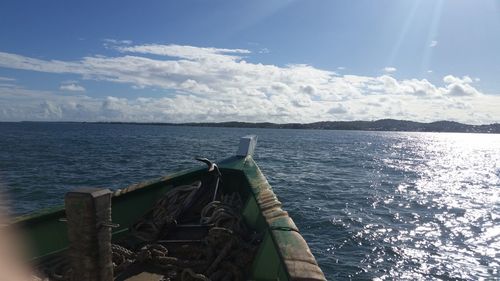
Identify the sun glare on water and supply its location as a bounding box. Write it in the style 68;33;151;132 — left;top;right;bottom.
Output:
378;133;500;279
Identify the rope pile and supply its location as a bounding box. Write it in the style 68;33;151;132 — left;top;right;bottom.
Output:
113;190;261;280
131;181;203;242
34;181;261;281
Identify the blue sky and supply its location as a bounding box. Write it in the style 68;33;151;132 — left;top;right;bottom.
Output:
0;0;499;123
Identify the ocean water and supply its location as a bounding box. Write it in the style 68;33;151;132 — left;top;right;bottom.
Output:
1;122;499;280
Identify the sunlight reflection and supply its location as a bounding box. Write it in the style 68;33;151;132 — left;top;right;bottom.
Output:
370;132;500;279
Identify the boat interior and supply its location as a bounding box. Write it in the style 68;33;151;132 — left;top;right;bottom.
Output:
21;165;286;280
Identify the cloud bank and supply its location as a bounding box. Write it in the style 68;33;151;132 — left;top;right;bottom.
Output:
0;43;498;124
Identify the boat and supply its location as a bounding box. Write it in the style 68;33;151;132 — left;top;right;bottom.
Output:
12;135;326;281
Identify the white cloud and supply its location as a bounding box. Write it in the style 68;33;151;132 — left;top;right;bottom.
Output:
0;43;498;124
114;44;251;61
258;48;270;54
0;76;16;87
429;40;438;47
0;76;15;81
59;83;85;92
443;75;473;84
328;104;348;114
442;75;479;97
103;39;133;48
445;83;480;97
383;67;397;73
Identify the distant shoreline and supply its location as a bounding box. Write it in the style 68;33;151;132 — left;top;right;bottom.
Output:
9;119;500;134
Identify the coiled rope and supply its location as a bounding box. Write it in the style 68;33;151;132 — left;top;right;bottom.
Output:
35;183;261;281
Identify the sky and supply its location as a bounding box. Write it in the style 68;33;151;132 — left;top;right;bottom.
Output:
0;0;499;124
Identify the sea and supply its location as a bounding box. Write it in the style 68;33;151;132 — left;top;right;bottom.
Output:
0;122;499;280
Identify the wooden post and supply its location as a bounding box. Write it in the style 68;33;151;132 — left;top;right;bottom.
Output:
65;188;113;281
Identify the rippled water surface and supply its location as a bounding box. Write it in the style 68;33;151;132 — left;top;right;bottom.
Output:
1;123;499;280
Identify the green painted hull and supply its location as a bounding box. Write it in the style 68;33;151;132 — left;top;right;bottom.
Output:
13;155;326;280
